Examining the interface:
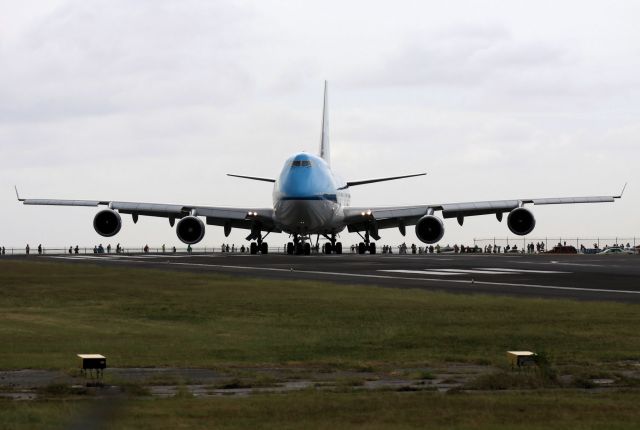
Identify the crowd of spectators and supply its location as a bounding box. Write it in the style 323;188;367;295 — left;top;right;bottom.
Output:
4;241;638;256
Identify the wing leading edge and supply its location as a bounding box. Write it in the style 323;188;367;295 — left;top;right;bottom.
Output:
344;185;626;233
16;190;279;233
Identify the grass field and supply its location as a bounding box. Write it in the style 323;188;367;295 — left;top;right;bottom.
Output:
3;391;640;430
1;259;640;429
1;260;639;369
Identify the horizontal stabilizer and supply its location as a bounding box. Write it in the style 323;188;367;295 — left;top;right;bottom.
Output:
339;173;426;189
227;174;276;183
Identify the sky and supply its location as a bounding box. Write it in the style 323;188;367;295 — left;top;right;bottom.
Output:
1;0;638;250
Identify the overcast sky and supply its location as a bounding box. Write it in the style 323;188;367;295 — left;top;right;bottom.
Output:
1;0;638;250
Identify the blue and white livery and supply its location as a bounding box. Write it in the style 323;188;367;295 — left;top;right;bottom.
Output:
16;82;625;255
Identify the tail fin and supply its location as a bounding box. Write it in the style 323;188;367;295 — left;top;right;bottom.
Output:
319;81;330;166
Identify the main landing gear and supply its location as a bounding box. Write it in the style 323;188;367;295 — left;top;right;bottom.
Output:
356;230;376;255
249;231;270;255
321;233;342;255
286;234;342;255
250;241;269;255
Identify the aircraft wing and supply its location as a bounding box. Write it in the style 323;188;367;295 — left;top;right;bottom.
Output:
16;189;279;232
343;185;626;234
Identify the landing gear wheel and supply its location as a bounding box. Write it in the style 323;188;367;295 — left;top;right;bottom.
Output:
287;242;294;255
295;243;303;255
260;242;268;254
250;242;258;255
324;243;332;254
358;242;366;254
369;242;376;255
303;243;311;255
335;242;342;254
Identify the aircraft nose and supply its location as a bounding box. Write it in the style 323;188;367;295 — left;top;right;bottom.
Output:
280;171;320;199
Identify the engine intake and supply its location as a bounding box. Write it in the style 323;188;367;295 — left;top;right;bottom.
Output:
415;215;445;244
507;207;536;236
176;216;205;244
93;210;122;237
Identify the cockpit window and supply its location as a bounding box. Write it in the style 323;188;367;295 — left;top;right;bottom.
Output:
291;160;312;167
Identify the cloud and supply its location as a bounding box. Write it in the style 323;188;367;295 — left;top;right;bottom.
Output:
0;0;256;123
0;0;638;248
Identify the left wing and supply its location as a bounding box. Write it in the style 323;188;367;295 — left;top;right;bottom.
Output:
344;185;626;235
15;188;279;233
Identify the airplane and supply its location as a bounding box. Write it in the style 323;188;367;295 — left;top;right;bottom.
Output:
16;82;626;255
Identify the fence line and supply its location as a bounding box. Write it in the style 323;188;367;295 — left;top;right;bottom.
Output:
1;237;638;256
0;246;285;256
473;237;638;251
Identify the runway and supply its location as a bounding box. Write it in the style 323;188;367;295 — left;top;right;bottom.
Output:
16;252;640;302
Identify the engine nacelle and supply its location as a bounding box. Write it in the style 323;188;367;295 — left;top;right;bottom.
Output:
415;215;445;244
176;216;205;244
507;207;536;236
93;209;122;237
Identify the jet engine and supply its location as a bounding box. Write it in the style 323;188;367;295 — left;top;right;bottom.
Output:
176;216;205;244
415;215;445;244
507;207;536;236
93;209;122;237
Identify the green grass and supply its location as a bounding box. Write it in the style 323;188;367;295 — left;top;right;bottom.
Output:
1;260;640;369
3;391;640;429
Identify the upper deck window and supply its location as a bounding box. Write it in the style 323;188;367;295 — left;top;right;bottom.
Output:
291;160;312;167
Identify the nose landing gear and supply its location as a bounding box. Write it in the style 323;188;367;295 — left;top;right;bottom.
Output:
287;235;311;255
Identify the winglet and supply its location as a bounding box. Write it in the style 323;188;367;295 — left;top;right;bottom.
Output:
15;185;24;202
615;182;627;199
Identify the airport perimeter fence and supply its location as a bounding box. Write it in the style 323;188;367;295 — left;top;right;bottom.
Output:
1;238;637;256
0;245;289;256
0;244;409;256
473;237;639;253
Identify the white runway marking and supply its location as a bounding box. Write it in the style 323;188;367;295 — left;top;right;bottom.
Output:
379;267;570;276
381;270;464;276
434;269;520;275
519;261;609;268
481;268;570;274
46;256;640;296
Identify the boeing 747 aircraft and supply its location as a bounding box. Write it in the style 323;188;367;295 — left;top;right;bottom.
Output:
16;83;625;255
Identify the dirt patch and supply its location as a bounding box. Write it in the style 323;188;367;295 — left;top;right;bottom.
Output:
2;362;639;400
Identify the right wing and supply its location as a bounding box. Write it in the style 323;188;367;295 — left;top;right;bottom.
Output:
343;185;626;235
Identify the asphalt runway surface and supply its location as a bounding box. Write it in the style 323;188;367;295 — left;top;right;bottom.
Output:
8;252;640;302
